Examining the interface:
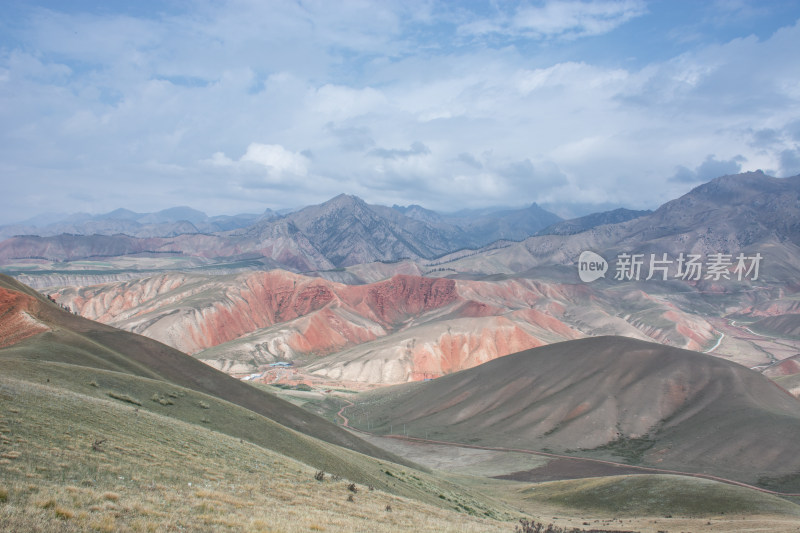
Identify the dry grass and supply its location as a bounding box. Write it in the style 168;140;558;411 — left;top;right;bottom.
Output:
0;375;514;532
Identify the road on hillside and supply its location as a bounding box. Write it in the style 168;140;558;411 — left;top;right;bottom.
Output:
335;399;800;498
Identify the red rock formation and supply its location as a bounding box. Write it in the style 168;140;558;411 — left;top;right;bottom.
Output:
354;275;459;326
409;320;544;380
0;287;49;348
52;269;719;383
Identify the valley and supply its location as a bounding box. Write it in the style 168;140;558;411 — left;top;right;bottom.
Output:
3;172;800;531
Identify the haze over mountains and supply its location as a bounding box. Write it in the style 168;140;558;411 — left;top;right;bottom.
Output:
0;206;280;240
0;197;569;269
1;171;797;282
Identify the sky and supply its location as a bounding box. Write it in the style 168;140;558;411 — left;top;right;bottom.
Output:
1;0;800;223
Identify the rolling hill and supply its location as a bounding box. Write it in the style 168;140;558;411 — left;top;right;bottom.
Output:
348;336;800;488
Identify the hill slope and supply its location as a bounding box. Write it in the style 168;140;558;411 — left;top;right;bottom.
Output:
350;336;800;487
0;273;407;466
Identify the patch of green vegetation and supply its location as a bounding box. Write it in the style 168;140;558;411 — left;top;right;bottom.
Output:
758;472;800;493
106;391;142;406
589;434;655;464
0;361;515;520
523;475;800;517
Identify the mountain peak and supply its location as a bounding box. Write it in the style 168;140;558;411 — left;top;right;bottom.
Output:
325;193;367;208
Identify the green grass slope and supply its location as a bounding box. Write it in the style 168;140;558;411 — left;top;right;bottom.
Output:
519;475;800;517
0;273;409;467
0;374;514;532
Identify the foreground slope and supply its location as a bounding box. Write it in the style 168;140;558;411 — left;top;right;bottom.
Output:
0;369;517;532
350;336;800;487
0;273;406;465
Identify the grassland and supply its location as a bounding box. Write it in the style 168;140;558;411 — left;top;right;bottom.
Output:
0;374;517;532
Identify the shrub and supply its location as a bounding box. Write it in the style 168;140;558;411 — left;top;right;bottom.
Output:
54;506;74;520
107;392;141;406
0;487;8;502
314;471;325;482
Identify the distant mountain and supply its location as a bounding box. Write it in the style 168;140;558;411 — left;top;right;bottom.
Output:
3;173;799;277
431;171;800;279
0;195;559;270
280;194;469;266
444;203;563;244
0;206;277;239
396;203;563;245
537;208;651;236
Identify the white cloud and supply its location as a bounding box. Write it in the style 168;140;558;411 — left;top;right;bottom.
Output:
513;0;647;39
0;1;799;221
458;0;647;40
209;143;309;181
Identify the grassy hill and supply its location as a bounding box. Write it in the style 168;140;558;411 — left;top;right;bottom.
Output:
0;374;514;532
0;273;523;530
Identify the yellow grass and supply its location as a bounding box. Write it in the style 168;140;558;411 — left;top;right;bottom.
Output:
0;375;513;532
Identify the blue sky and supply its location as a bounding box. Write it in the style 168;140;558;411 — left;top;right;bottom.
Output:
1;0;799;223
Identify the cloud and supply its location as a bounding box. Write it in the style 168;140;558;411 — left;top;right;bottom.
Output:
513;0;647;39
458;0;647;40
457;153;482;169
208;143;310;189
779;148;800;177
0;1;799;222
325;123;375;151
670;154;746;183
369;141;431;160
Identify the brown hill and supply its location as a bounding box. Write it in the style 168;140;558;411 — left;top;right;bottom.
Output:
752;313;800;338
350;336;800;486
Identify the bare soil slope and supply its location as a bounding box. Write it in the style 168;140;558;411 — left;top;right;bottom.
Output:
350;336;800;487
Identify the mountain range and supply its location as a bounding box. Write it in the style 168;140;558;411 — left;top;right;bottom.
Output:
37;171;800;389
0;206;281;240
2;171;798;282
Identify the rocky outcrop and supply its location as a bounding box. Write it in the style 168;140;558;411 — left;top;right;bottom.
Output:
0;287;49;348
